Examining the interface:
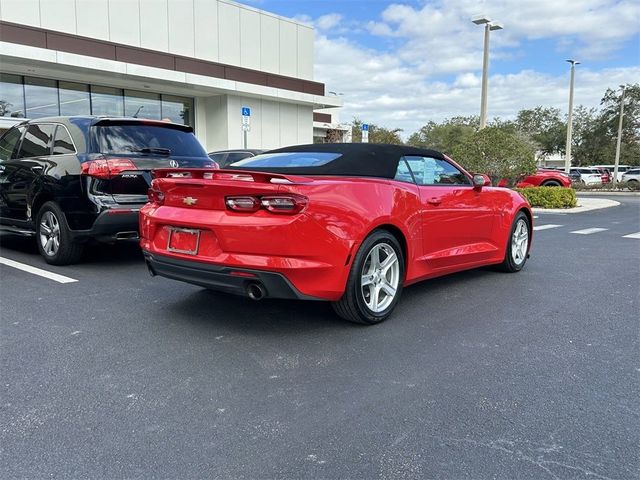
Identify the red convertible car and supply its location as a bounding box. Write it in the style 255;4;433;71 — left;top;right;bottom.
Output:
140;144;532;324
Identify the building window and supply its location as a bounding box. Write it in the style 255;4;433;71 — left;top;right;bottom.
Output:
59;81;90;116
161;95;193;125
91;85;124;116
24;77;59;118
0;73;26;118
0;75;194;126
124;90;161;120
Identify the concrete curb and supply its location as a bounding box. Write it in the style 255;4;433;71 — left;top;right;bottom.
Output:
576;191;640;196
533;197;620;214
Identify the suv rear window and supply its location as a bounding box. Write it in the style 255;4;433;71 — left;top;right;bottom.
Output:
94;124;207;157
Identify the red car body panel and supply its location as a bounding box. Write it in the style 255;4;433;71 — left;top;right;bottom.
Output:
498;169;572;188
140;162;532;301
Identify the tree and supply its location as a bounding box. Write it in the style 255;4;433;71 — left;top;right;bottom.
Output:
514;107;566;157
598;83;640;166
449;127;536;185
407;116;477;154
351;118;403;145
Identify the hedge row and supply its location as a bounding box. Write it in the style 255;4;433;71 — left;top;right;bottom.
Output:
514;186;578;209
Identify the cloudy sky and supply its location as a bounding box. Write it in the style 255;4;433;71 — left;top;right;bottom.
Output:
246;0;639;136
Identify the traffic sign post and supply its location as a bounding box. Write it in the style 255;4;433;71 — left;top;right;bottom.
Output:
241;106;251;148
361;123;369;143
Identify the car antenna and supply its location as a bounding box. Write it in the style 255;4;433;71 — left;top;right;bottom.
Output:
133;105;144;118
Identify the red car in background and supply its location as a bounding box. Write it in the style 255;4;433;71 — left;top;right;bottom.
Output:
140;144;533;324
595;168;611;184
499;169;572;188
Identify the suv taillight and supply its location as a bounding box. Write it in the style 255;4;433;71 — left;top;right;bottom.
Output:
147;188;165;205
81;158;137;179
226;195;307;214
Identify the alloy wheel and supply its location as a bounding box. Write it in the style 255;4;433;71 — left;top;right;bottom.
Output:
360;243;400;313
511;218;529;265
39;211;61;257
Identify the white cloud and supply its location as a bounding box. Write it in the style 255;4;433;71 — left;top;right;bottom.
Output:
306;1;638;137
315;30;638;136
316;13;342;31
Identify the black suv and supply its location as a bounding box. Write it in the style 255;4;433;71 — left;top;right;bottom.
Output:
208;149;265;168
0;117;214;265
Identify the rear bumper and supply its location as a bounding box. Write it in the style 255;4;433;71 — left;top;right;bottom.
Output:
143;251;322;300
69;207;142;241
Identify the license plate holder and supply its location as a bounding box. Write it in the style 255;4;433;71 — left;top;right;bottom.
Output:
167;227;200;255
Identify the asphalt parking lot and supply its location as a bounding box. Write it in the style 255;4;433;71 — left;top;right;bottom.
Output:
1;196;638;479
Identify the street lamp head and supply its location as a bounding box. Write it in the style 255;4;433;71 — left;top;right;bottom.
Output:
566;59;580;65
489;22;504;31
471;15;491;25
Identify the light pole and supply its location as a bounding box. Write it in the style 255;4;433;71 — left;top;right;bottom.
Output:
564;59;580;173
612;85;626;185
472;15;503;129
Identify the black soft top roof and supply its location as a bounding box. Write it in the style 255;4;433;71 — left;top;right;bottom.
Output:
229;143;446;178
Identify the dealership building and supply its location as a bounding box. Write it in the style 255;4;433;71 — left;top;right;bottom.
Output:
0;0;342;149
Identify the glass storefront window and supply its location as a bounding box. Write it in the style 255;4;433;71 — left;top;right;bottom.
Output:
161;95;193;126
124;90;161;120
91;85;124;116
59;81;90;116
24;77;59;118
0;73;26;118
0;75;194;126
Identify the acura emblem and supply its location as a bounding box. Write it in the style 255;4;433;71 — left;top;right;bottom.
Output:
183;197;198;206
169;159;179;168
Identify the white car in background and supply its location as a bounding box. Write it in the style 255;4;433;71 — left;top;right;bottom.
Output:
594;164;632;182
570;168;603;185
621;168;640;189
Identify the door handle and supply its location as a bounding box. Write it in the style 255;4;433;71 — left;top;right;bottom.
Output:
427;197;441;206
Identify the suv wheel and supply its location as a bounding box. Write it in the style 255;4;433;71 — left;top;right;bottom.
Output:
36;202;84;265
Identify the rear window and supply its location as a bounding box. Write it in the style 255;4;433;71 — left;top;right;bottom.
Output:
94;124;207;157
230;152;341;168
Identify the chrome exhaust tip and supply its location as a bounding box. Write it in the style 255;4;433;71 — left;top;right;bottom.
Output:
115;231;139;240
246;282;266;301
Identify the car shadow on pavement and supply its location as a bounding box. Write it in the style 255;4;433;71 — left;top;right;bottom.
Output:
161;268;501;335
163;288;361;334
0;233;143;266
0;234;39;255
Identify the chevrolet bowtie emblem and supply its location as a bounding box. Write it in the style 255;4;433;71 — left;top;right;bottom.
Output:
182;197;198;206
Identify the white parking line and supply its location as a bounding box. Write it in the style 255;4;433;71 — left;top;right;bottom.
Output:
533;224;563;231
622;232;640;239
570;228;608;235
0;257;78;284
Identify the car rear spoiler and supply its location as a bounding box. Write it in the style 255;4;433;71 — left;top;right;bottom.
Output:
152;168;313;184
92;118;193;132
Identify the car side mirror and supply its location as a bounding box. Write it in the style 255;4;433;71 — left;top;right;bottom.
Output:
473;174;491;190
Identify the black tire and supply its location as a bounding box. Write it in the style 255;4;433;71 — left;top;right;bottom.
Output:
495;211;530;273
332;230;405;325
542;180;562;187
36;201;84;265
627;179;639;191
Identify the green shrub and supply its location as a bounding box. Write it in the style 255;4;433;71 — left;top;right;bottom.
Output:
514;187;577;209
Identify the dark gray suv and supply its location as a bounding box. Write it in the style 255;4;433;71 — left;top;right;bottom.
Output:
0;116;214;264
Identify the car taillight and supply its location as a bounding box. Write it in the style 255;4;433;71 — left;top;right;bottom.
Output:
81;158;137;179
260;195;307;214
225;196;261;212
147;188;165;205
225;195;307;214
